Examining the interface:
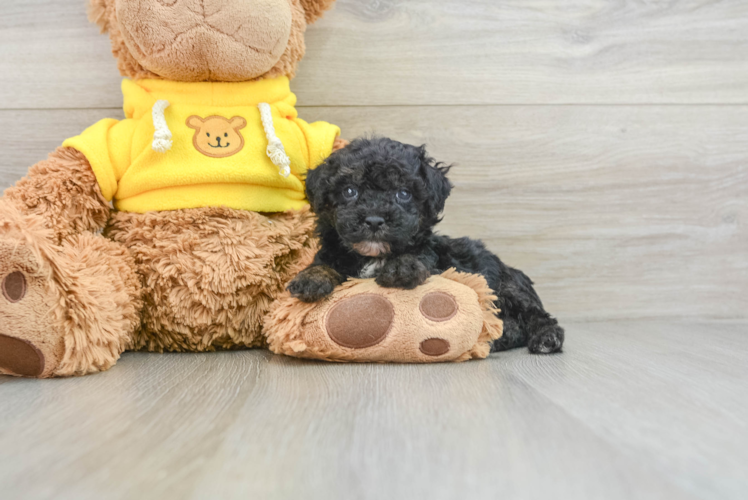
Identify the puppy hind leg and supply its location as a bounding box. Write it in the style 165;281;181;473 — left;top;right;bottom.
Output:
525;310;564;354
489;265;564;354
490;309;564;354
490;316;525;352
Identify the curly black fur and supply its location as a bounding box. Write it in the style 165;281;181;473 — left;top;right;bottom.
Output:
288;137;564;354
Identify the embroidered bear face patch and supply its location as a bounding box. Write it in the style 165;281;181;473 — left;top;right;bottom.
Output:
186;115;247;158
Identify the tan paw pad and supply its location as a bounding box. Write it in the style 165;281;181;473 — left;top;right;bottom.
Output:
316;278;482;362
265;271;503;363
265;270;503;363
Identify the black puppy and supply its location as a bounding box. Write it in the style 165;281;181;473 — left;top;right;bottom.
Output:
288;137;564;354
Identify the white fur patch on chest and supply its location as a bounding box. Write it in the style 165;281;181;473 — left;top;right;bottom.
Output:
359;258;387;279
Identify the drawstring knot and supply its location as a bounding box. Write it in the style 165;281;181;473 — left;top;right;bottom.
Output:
258;103;292;178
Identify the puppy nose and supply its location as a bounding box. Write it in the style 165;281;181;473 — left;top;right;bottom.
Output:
365;216;385;230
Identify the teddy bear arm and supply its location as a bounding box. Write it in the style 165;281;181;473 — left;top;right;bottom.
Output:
4;147;111;243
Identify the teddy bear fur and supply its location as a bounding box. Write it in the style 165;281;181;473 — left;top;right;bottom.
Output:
0;0;338;377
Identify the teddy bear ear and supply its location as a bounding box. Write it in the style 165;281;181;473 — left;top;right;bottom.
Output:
230;117;247;130
88;0;111;33
299;0;337;24
186;116;205;130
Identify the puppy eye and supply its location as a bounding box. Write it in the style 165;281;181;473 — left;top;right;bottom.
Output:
206;133;210;137
343;186;359;200
224;133;228;137
396;190;412;202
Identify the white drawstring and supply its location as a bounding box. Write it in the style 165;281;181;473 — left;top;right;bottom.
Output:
258;103;291;178
151;100;172;153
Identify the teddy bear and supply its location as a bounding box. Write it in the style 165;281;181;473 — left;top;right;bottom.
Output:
0;0;501;378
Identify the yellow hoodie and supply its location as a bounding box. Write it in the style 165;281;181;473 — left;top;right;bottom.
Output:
63;77;340;213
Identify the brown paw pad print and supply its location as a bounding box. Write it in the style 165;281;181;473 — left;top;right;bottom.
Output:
324;291;459;357
326;294;394;349
2;271;27;303
419;338;451;356
417;291;459;356
0;333;44;378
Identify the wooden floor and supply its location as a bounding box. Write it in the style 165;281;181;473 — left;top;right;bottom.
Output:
0;320;745;500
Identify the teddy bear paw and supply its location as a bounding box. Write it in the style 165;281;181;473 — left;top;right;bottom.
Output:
324;289;463;358
266;273;500;363
0;239;65;378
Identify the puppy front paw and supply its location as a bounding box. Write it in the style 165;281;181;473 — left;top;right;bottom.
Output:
288;266;343;303
376;255;430;290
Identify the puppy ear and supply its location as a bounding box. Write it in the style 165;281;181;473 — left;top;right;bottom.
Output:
299;0;337;24
417;145;453;221
305;158;333;213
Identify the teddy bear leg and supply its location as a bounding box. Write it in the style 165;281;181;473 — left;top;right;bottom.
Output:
105;206;316;352
0;202;142;378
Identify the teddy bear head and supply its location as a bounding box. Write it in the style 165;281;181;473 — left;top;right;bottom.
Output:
88;0;336;82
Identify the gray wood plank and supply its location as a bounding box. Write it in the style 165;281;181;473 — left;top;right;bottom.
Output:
3;0;748;109
1;321;745;499
1;106;746;320
0;352;269;499
187;346;693;500
500;320;748;500
0;109;121;188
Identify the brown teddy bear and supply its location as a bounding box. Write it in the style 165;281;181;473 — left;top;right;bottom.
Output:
0;0;501;378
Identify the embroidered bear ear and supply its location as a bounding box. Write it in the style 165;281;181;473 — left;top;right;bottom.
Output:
229;116;247;130
299;0;337;24
186;116;205;130
88;0;111;33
